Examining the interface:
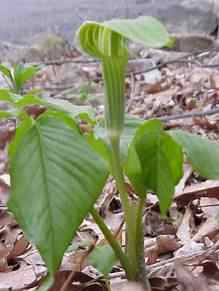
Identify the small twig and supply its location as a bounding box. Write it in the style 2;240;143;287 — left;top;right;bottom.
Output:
114;217;125;240
132;47;218;75
149;107;219;123
31;46;217;70
60;239;97;291
107;240;219;280
134;59;219;76
41;84;76;91
36;58;99;66
200;203;219;208
199;63;219;68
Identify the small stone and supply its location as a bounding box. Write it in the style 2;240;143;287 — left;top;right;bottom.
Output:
143;69;162;85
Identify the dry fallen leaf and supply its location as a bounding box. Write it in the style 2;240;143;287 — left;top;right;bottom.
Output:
0;261;37;289
177;206;194;244
111;281;145;291
7;233;29;260
175;180;219;207
0;222;29;272
0;176;9;205
0;226;16;271
175;164;192;195
175;260;210;291
144;208;176;237
146;235;181;264
46;271;105;291
193;198;219;242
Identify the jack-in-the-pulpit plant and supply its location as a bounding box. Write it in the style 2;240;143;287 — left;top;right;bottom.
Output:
2;17;219;291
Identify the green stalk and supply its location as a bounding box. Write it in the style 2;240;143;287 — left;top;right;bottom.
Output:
102;56;127;139
101;55;138;278
110;136;138;278
110;137;130;220
135;197;151;290
90;207;133;279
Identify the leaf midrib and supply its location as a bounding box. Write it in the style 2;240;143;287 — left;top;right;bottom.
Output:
35;122;55;269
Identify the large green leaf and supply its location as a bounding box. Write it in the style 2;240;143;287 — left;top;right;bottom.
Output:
86;133;111;170
0;89;17;103
88;244;117;276
13;64;39;93
8;115;108;275
0;109;18;119
103;16;169;48
9;116;34;158
125;120;183;213
14;94;94;120
17;65;39;86
15;94;47;107
120;116;143;159
170;130;219;179
45;97;94;118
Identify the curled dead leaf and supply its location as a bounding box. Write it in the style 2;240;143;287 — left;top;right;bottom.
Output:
0;261;37;289
45;271;105;291
175;180;219;207
111;281;145;291
146;235;181;264
175;260;210;291
144;208;176;237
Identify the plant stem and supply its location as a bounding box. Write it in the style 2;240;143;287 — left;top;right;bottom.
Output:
104;275;112;291
110;136;137;278
135;197;151;290
110;136;130;217
90;207;133;279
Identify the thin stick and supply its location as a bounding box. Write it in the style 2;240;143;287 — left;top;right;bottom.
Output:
107;240;219;280
150;107;219;123
200;203;219;208
60;239;97;291
131;47;218;75
30;46;217;69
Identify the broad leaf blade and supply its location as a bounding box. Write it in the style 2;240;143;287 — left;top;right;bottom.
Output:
88;244;117;276
86;133;111;170
45;97;94;117
104;16;169;48
0;110;15;119
125;120;183;213
0;89;16;103
15;94;47;107
120;116;143;160
8;116;108;274
13;64;39;93
170;130;219;179
9;115;34;159
19;66;39;85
